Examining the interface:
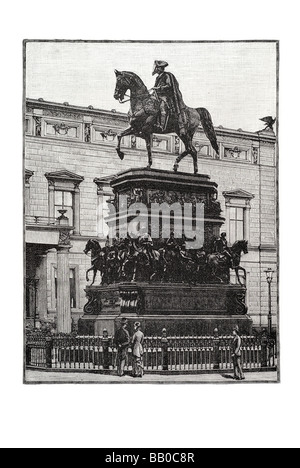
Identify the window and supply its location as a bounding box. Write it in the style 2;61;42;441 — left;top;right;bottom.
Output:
223;189;254;245
94;177;114;238
229;207;244;244
45;171;84;235
54;190;74;226
54;267;77;309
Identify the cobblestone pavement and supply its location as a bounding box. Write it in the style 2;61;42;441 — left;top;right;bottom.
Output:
25;370;278;384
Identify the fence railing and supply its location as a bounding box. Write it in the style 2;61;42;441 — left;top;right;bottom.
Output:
26;333;277;373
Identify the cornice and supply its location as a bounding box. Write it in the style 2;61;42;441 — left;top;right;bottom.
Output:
45;170;84;184
26;98;276;143
223;189;255;199
26;98;128;122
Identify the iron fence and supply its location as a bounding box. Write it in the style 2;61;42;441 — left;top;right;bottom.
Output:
26;333;277;373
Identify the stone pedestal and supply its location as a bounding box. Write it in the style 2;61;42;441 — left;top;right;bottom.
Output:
57;245;71;334
78;282;252;336
108;167;225;249
79;167;252;337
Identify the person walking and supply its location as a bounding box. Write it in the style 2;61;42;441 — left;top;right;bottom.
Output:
114;317;130;377
232;326;245;381
132;322;145;378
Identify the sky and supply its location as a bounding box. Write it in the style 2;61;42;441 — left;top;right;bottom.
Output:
25;41;277;132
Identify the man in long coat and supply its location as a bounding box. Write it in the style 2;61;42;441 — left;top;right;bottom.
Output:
114;317;131;377
232;326;245;381
152;60;187;134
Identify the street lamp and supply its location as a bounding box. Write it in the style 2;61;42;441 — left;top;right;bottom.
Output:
264;268;275;336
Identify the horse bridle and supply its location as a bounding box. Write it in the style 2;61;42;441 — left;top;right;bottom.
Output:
116;75;151;104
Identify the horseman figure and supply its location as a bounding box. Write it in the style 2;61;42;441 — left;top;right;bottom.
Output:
113;64;219;174
213;233;233;265
152;60;187;135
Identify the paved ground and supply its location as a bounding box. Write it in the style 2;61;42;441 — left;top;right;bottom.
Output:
25;370;278;384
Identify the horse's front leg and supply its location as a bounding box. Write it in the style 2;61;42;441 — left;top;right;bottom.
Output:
144;134;152;169
116;126;134;161
236;266;247;286
86;266;94;283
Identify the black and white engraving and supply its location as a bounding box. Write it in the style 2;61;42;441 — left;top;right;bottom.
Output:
24;41;278;384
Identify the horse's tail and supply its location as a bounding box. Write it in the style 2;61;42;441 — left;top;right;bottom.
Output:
196;108;219;155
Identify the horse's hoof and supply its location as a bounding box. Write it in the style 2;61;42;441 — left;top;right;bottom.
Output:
194;170;198;175
173;164;178;172
147;165;152;170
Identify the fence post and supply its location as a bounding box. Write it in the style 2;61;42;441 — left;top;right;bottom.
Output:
261;330;268;368
45;337;53;369
212;328;220;370
161;328;169;371
102;329;110;370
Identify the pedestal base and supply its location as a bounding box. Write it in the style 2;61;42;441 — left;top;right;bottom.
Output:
79;282;252;336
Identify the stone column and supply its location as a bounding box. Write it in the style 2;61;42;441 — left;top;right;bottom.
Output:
57;243;72;334
36;253;48;321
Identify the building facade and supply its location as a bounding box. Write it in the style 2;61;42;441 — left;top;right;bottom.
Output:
25;98;277;334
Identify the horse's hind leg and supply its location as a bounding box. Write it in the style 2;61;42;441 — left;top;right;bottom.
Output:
187;134;198;174
174;133;198;173
145;134;153;169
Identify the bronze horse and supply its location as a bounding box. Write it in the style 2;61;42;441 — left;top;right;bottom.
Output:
207;240;248;286
84;239;106;286
113;70;219;174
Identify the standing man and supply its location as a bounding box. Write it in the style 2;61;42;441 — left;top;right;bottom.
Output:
152;60;187;135
114;317;131;377
232;326;245;381
132;322;145;378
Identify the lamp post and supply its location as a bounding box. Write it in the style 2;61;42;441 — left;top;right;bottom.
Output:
264;268;275;336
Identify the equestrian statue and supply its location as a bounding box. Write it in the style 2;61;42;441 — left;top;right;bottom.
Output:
113;61;219;174
84;234;248;287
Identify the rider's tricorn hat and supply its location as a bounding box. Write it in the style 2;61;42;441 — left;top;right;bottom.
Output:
153;60;169;75
154;60;169;68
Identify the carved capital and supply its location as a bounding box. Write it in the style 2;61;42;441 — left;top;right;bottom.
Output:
25;169;34;185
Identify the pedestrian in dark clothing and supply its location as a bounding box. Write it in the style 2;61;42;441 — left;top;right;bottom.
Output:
114;317;130;377
232;326;245;381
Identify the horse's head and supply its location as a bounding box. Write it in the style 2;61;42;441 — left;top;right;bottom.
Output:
241;240;248;254
232;240;248;255
84;239;100;255
84;239;92;254
114;70;130;102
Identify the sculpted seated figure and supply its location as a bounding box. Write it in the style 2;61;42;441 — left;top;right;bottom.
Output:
213;233;233;266
151;60;187;135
